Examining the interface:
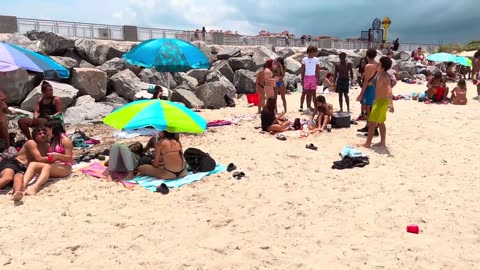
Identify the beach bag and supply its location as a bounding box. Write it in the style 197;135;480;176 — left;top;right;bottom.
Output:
184;148;216;173
293;118;301;130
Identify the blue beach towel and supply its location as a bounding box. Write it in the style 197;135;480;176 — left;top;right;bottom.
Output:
340;146;368;158
127;164;227;192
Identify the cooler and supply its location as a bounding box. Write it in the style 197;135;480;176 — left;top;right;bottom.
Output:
331;112;351;128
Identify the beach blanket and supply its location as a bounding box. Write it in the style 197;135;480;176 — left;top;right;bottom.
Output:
79;162;138;190
113;128;158;139
207;120;232;127
126;164;227;192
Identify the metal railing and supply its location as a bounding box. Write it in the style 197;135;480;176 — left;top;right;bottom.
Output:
16;17;440;52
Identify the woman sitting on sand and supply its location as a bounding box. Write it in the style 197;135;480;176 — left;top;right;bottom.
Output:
323;72;335;94
105;142;144;181
261;96;291;133
450;79;467;105
138;131;187;180
23;120;73;195
426;72;449;104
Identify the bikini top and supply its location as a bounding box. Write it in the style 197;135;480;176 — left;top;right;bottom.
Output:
49;134;67;154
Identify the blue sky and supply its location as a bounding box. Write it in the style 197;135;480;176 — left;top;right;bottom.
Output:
2;0;478;44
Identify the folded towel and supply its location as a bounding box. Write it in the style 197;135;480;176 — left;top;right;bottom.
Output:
127;164;227;192
340;146;368;158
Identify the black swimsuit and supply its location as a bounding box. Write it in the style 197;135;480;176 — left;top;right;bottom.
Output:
38;97;57;119
160;150;186;177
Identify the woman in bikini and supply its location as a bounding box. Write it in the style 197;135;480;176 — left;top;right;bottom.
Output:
274;57;287;112
138;131;187;180
255;64;266;114
23;120;73;195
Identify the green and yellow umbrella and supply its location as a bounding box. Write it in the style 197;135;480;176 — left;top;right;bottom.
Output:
103;99;207;133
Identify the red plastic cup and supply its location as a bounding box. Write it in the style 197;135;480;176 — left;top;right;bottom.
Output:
406;224;419;234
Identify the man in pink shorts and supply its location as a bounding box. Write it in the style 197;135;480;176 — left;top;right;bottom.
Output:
300;45;321;111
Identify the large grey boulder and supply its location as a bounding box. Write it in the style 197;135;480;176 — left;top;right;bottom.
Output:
71;68;108;101
395;51;411;61
285;57;302;75
0;69;30;105
139;68;176;89
64;102;115;124
173;72;198;90
234;69;256;94
97;57;128;77
192;41;213;63
186;69;209;85
277;48;295;59
50;56;79;69
397;71;412;80
74;38;137;65
21;81;78;112
399;61;416;75
195;81;230;109
101;92;128;105
0;33;40;52
171;89;204;108
73;95;95;107
110;69;148;100
210;60;234;82
25;31;75;54
252;46;279;68
217;47;241;60
205;71;236;98
228;56;256;72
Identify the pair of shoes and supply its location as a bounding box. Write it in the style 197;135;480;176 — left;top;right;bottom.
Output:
305;143;318;151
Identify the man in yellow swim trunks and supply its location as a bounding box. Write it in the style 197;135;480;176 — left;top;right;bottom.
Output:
361;56;394;148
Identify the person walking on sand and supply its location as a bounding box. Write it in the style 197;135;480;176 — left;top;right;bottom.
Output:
334;52;354;112
472;51;480;100
360;56;394;148
300;45;321;112
356;49;379;135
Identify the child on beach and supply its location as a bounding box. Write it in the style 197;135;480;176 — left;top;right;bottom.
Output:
311;95;333;132
334;52;354;112
323;72;335;94
450;79;467;105
300;45;321;112
426;72;449;104
361;56;394;148
356;49;378;135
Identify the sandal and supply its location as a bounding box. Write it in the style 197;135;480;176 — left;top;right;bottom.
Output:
227;163;237;172
276;134;287;141
232;171;245;180
305;143;318;151
155;183;169;195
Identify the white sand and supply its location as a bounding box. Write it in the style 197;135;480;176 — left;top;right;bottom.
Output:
1;81;480;269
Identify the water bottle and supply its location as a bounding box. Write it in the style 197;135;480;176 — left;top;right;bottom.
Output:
302;124;309;137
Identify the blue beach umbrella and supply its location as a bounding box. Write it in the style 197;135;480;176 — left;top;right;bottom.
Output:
0;42;70;78
454;56;472;67
426;52;457;63
123;38;210;72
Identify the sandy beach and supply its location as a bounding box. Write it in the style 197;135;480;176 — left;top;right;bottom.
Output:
1;80;480;269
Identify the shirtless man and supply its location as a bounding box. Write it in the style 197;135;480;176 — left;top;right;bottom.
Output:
334;52;354;112
356;48;379;134
472;51;480;99
0;89;11;148
0;127;50;201
361;56;394;148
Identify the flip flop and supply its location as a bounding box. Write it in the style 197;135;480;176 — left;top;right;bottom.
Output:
155;183;169;195
232;171;245;180
276;134;287;141
227;163;237;172
305;143;318;151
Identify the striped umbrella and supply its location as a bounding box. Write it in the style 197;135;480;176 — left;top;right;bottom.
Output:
103;99;207;133
0;42;69;78
0;62;19;72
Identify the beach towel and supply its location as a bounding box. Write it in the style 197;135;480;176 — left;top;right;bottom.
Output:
340;146;368;158
207;120;232;127
113;128;158;139
79;162;138;190
126;164;227;192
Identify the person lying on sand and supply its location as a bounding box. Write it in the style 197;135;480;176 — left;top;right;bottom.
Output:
138;131;187;180
310;95;333;133
261;96;291;133
0;127;50;201
426;72;449;104
23;120;74;195
104;142;144;181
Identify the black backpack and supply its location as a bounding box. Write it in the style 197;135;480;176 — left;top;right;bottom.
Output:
184;148;216;173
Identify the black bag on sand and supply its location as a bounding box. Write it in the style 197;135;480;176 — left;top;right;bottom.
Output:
184;148;216;173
